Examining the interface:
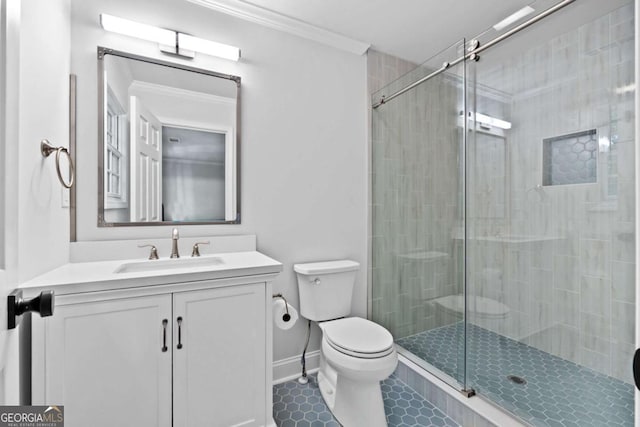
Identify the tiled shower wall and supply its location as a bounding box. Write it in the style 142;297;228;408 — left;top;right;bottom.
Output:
367;51;418;96
369;2;635;386
467;2;635;383
369;48;464;340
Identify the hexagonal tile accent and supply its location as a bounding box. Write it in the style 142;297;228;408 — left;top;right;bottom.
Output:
273;373;459;426
543;129;598;186
397;322;634;426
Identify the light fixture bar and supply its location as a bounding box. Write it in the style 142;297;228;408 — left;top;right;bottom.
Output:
616;83;636;95
178;33;240;62
459;111;513;130
100;14;175;47
100;14;241;61
475;112;512;130
493;6;535;31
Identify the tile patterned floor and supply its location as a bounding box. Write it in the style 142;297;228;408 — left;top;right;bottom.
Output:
397;322;634;427
273;373;459;427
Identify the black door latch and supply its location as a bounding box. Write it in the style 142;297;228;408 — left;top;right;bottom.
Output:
634;349;640;391
7;289;54;329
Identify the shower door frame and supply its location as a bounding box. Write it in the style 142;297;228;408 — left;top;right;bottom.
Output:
634;0;640;424
371;0;640;423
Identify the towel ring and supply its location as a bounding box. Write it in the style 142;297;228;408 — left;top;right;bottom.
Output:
41;139;74;189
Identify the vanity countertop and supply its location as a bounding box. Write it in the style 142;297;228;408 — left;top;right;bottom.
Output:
20;251;283;297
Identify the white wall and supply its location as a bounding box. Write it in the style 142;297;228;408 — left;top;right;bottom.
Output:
16;0;71;284
103;54;133;112
71;0;368;363
0;0;70;403
0;0;20;405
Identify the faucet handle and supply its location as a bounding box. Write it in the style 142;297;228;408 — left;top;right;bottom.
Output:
138;244;159;260
191;241;210;257
172;228;179;239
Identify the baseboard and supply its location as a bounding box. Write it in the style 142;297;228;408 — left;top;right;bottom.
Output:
273;350;320;384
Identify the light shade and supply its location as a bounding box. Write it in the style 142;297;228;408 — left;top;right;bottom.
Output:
178;33;240;61
100;14;175;47
475;112;512;130
100;14;240;62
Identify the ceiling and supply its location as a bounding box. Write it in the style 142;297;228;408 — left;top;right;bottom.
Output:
188;0;632;65
190;0;535;63
248;0;542;63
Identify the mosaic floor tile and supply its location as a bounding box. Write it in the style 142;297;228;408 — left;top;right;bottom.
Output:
397;322;634;427
273;373;459;427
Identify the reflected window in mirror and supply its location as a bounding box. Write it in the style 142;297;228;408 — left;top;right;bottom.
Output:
98;48;240;226
105;87;128;209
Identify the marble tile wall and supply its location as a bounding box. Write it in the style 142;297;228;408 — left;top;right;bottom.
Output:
467;3;635;383
369;47;465;341
369;2;635;386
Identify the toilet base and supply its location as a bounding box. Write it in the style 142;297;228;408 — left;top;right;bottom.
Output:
318;350;390;427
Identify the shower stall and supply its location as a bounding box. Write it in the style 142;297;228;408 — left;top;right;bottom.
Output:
370;0;636;425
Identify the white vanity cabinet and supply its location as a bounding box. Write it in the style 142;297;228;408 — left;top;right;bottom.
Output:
31;278;274;427
173;283;266;427
34;293;173;427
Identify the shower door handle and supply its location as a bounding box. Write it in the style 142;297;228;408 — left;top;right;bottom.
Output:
634;349;640;391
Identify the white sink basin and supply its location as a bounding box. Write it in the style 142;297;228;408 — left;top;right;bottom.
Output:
115;256;224;274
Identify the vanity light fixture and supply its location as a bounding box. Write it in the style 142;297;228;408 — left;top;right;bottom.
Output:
99;14;241;61
177;33;240;61
461;111;512;130
474;112;512;130
100;14;175;46
615;83;636;95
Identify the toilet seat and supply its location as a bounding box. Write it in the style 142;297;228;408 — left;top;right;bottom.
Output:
322;317;394;359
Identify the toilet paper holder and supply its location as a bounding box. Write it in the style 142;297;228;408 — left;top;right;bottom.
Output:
272;293;291;322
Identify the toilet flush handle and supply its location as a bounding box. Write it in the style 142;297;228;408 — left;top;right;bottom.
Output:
311;278;321;285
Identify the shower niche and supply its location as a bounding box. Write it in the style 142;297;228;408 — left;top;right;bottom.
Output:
542;129;598;186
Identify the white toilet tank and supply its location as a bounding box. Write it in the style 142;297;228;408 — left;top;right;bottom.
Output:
294;260;359;321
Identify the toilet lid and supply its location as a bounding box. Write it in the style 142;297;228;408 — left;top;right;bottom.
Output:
323;317;394;356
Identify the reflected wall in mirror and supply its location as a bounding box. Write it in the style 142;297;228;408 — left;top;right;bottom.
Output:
98;47;240;226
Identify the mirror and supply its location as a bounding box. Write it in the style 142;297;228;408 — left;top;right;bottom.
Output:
97;47;240;226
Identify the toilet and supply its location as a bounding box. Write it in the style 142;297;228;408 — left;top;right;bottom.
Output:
294;260;397;427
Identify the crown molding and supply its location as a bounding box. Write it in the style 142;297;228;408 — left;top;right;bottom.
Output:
129;80;236;105
186;0;370;55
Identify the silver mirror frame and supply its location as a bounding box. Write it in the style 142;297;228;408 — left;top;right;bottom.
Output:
96;46;241;227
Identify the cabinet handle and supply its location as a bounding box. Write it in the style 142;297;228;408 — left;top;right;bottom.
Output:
177;317;183;349
162;319;168;352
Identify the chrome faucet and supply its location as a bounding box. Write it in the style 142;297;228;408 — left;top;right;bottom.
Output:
191;241;210;257
170;228;180;258
138;244;159;260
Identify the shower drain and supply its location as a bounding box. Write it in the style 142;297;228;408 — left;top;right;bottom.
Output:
507;375;527;385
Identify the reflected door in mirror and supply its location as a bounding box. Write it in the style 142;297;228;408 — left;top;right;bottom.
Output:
98;48;240;226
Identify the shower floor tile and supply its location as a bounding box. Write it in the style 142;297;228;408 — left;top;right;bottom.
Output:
397;323;634;427
273;373;459;427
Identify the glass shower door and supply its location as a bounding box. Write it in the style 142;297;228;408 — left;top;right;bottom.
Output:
465;2;635;425
370;39;468;388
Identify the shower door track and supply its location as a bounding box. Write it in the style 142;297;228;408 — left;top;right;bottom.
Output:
371;0;576;109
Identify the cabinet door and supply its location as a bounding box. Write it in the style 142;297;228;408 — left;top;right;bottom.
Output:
38;294;172;427
173;283;266;427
